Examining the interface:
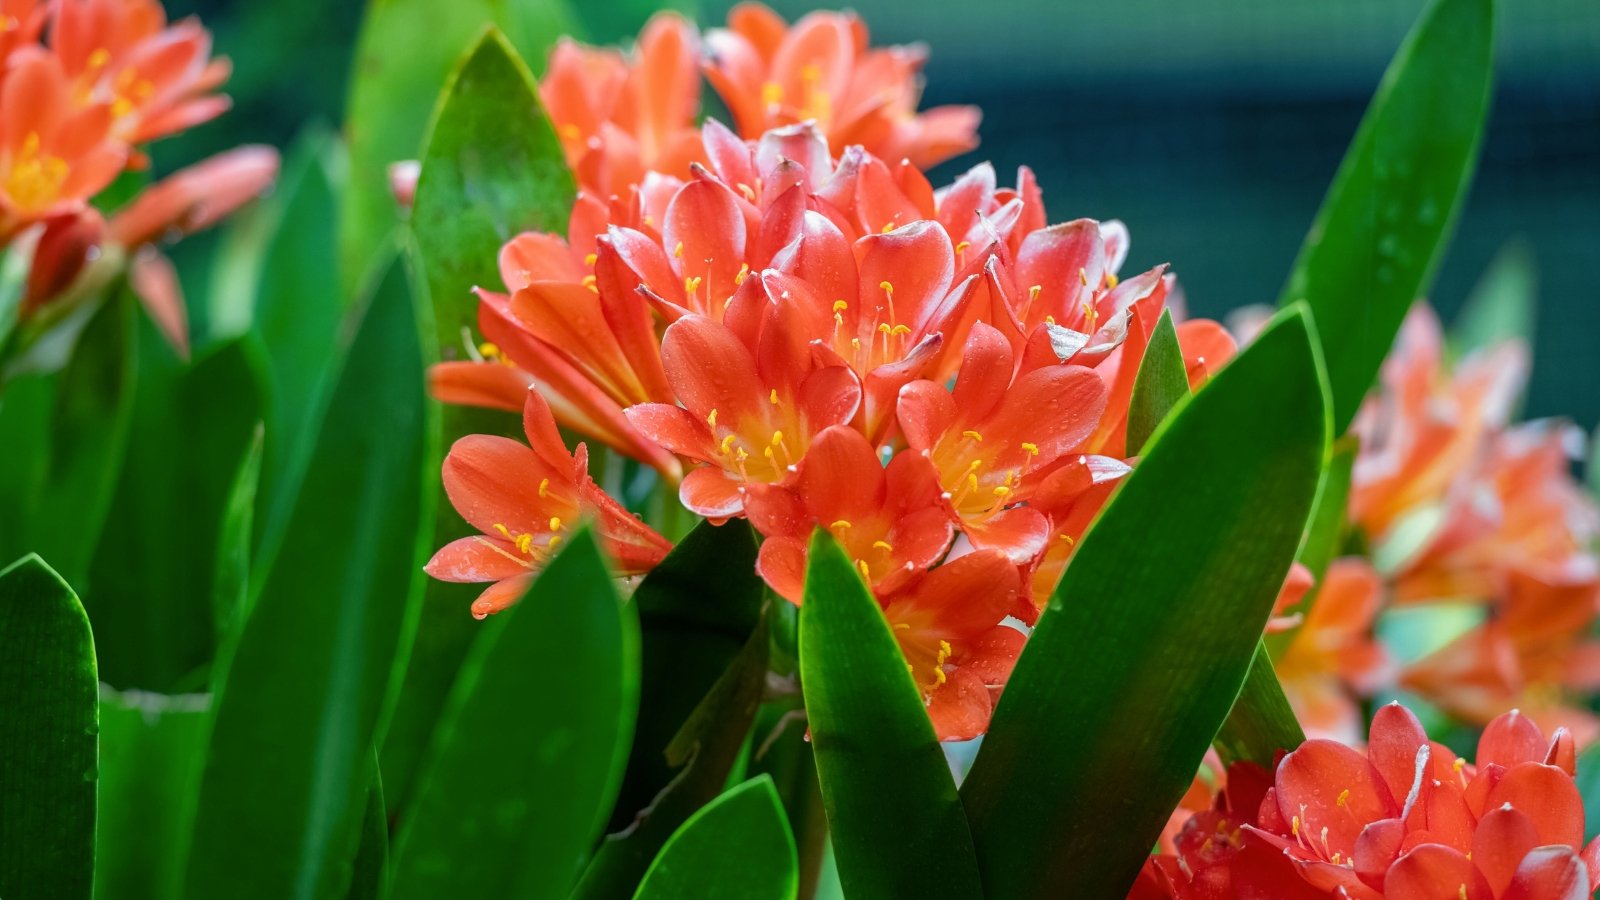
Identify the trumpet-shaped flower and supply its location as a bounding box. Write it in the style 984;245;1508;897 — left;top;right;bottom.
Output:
702;2;980;169
0;48;123;234
426;391;672;619
745;424;951;602
898;321;1107;561
1275;558;1391;743
624;314;860;519
878;549;1025;741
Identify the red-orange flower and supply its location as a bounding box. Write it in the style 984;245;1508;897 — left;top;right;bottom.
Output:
624;313;860;519
744;424;951;602
897;321;1107;561
426;391;672;619
878;549;1026;741
1275;558;1391;743
0;47;123;235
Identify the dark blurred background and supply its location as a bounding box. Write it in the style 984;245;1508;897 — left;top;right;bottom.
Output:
163;0;1600;432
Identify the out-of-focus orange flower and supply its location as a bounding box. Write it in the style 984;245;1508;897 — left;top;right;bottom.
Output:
0;48;123;235
1275;558;1390;743
50;0;231;148
539;13;703;198
426;391;672;619
703;2;979;169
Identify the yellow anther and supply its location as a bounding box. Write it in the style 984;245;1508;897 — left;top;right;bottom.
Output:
548;534;563;550
88;48;110;68
761;81;783;105
962;430;984;442
720;434;738;454
1291;815;1300;837
856;559;871;580
514;533;534;554
1105;273;1120;289
548;517;563;531
850;337;862;350
878;323;894;334
684;276;702;294
769;389;780;405
770;430;784;446
832;300;849;312
735;263;750;285
890;324;911;336
537;478;549;498
764;446;776;459
879;280;894;293
559;123;582;141
966;473;979;492
707;408;719;428
872;540;894;553
881;222;896;234
492;523;512;539
955;241;970;254
936;640;952;666
477;341;501;359
1078;267;1089;286
1453;757;1467;773
1044;315;1056;325
734;448;749;462
967;459;983;470
992;485;1012;498
581;274;598;291
584;253;598;266
1458;886;1467;900
1058;534;1075;545
1021;442;1040;455
673;241;684;258
1336;789;1350;808
1029;284;1042;301
893;622;910;630
801;63;822;83
933;667;947;687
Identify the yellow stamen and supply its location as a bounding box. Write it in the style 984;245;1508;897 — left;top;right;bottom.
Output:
537;478;549;498
514;533;534;554
769;389;779;405
584;253;598;266
720;434;738;455
673;241;684;258
492;523;512;539
962;430;984;442
684;276;702;295
872;540;894;553
1105;273;1119;289
1078;267;1089;286
707;408;719;428
1021;442;1040;455
734;263;750;285
770;430;784;446
1336;789;1350;808
761;81;783;105
548;517;563;531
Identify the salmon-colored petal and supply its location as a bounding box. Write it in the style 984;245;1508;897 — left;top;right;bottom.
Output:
1472;805;1542;896
796;365;861;433
1368;702;1432;811
794;425;885;522
441;434;568;537
755;535;807;604
985;365;1107;466
899;549;1018;635
469;574;535;619
425;535;532;584
949;320;1013;419
679;465;746;519
623;402;711;460
926;666;992;742
1383;844;1492;900
1503;846;1591;900
663;178;747;314
1276;740;1399;862
1484;763;1584;849
962;506;1049;564
500;232;582;288
660;314;763;421
129;249;188;359
428;361;533;412
1176;318;1238;388
511;282;641;403
1478;709;1550;770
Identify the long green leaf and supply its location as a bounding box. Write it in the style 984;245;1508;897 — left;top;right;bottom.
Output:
0;293;136;590
800;531;983;900
1277;0;1494;434
346;751;388;900
390;530;639;900
245;132;351;586
86;332;266;692
575;601;770;900
961;307;1330;897
0;554;97;900
1450;240;1535;358
339;0;576;294
94;689;209;900
185;255;431;900
1214;647;1305;768
633;776;798;900
383;25;577;815
212;425;264;645
1126;309;1189;454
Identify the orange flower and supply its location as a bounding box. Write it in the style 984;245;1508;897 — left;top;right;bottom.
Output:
878;549;1025;741
897;321;1107;561
0;47;123;235
703;2;979;169
50;0;231;148
538;13;703;197
744;424;951;602
426;391;672;619
1275;558;1390;743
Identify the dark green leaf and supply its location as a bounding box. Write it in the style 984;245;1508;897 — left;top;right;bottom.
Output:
633;776;798;900
94;689;209;900
346;751;388;900
0;554;97;900
1277;0;1494;434
1450;240;1535;358
574;605;770;900
212;425;264;646
1577;740;1600;843
340;0;577;294
381;26;578;815
961;307;1330;897
0;293;136;590
1214;646;1305;767
1126;309;1189;454
799;531;983;900
390;530;639;900
86;332;266;691
185;256;431;900
245;133;351;584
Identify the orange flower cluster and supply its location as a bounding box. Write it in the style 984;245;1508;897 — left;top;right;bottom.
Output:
1135;704;1599;900
425;7;1237;740
1273;307;1600;743
536;3;980;198
0;0;277;355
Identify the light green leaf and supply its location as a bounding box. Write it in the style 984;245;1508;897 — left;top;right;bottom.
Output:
1214;646;1305;767
0;554;98;900
212;425;264;646
1126;309;1189;455
339;0;576;295
633;776;798;900
1577;740;1600;843
799;531;983;900
1278;0;1495;434
1450;240;1535;358
185;255;431;900
94;689;209;900
961;307;1329;897
345;751;388;900
390;529;639;900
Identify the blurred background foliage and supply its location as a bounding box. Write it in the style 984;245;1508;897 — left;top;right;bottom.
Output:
159;0;1599;431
